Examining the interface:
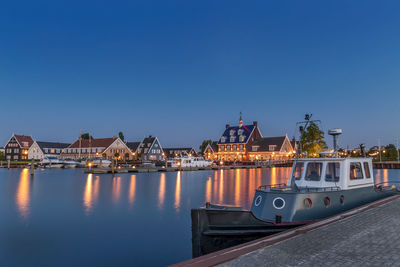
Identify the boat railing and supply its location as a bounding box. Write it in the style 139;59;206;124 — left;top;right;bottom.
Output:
298;186;341;193
258;183;288;191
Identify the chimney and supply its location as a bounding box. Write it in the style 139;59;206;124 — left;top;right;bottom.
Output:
225;124;230;129
253;121;258;127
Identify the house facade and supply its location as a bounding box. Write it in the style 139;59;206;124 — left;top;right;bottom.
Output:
28;141;71;160
137;136;164;161
62;137;133;161
4;134;34;160
216;118;262;162
247;135;295;161
203;141;218;160
163;147;196;159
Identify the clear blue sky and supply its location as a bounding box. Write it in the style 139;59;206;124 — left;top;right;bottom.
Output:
1;0;400;149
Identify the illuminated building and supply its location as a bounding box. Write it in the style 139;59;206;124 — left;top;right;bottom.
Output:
62;136;132;161
28;141;71;160
216;115;262;162
4;134;34;160
163;147;197;159
203;141;218;160
248;135;295;161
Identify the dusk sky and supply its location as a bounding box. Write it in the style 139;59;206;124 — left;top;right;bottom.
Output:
1;0;400;149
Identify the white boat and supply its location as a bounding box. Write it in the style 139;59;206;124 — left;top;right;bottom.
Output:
62;158;79;168
88;157;112;168
41;156;64;168
167;154;211;168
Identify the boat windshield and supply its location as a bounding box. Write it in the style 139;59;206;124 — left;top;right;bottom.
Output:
292;162;304;180
305;162;323;181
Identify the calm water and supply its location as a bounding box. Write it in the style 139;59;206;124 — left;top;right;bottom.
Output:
0;167;398;266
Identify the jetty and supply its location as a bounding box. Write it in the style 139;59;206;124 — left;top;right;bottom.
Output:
84;165;274;174
174;195;400;266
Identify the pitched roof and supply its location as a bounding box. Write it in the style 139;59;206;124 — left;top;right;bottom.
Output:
14;135;34;148
211;141;218;151
163;148;195;157
68;137;116;148
218;124;255;145
126;142;141;152
139;136;156;149
251;136;287;152
37;141;71;150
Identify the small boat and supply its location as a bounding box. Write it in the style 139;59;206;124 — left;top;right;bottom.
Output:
167;154;211;168
191;127;399;257
88;157;112;168
41;156;64;168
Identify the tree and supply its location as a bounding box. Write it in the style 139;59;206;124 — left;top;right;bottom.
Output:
81;133;93;140
199;140;212;154
382;144;398;161
125;152;130;161
119;131;125;141
0;151;4;160
300;122;328;157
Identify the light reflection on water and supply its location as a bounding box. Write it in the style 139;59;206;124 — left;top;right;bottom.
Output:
15;168;31;220
3;167;400;266
129;175;136;206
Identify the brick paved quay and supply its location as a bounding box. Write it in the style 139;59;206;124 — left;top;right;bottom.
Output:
175;195;400;267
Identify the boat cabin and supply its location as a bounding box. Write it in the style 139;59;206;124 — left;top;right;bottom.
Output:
290;157;374;190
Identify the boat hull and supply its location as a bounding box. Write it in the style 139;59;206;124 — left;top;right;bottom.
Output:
251;186;394;223
192;187;395;257
191;205;304;258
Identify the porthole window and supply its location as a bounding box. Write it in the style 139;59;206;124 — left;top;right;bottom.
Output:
324;197;331;207
304;198;312;208
273;197;285;209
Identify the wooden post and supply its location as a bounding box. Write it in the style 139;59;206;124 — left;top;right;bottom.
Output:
7;159;10;169
30;160;34;176
112;158;115;174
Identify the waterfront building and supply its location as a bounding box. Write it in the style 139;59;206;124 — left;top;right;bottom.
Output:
126;142;141;160
136;135;164;161
62;137;133;161
4;134;34;160
216;116;262;162
203;141;218;160
163;147;196;159
247;135;295;161
28;141;71;160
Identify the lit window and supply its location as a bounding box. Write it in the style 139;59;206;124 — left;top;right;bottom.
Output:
350;162;363;180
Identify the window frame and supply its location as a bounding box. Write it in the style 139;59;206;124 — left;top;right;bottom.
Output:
349;162;364;180
363;162;371;179
305;162;323;181
292;162;305;180
325;162;340;182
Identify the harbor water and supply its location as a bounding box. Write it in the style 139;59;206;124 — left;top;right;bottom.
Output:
0;167;398;266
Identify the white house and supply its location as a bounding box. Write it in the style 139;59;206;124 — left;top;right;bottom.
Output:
28;141;71;160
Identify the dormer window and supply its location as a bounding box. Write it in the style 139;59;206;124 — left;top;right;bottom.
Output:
252;146;258;152
269;145;277;151
229;130;235;136
238;129;244;135
239;135;245;142
230;136;236;142
220;137;226;143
